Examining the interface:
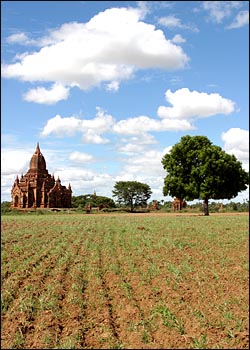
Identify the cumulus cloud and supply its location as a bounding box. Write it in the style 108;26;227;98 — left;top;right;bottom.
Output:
117;143;149;154
81;107;114;137
81;130;110;144
39;88;236;144
226;10;249;29
23;83;70;104
1;149;31;175
122;149;167;178
40;107;114;144
69;151;94;163
221;128;249;170
117;133;160;154
55;167;117;197
40;114;81;137
157;88;236;119
114;116;158;135
113;115;193;135
1;6;189;104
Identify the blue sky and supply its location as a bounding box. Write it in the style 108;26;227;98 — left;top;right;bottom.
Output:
1;1;249;204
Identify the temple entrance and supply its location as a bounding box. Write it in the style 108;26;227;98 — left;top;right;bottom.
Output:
14;195;18;207
22;195;27;208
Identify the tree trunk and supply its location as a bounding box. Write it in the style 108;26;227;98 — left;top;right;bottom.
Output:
130;199;134;212
203;198;209;216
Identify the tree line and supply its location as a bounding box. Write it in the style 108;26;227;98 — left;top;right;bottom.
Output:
3;136;248;216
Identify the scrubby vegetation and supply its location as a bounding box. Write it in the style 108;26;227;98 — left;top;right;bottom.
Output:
2;198;249;215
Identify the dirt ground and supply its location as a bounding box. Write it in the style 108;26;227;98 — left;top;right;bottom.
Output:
1;212;249;349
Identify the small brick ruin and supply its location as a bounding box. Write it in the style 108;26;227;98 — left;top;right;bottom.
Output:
172;197;187;211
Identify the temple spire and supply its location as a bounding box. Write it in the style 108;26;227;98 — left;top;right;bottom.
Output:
35;142;41;155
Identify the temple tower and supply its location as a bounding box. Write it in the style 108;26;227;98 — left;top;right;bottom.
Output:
10;143;72;209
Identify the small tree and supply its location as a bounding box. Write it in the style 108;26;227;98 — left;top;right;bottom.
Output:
72;194;116;209
162;135;249;216
112;181;152;212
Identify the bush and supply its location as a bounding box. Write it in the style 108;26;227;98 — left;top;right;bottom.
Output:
1;202;11;214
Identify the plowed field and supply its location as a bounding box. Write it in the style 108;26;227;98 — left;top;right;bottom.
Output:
1;212;249;349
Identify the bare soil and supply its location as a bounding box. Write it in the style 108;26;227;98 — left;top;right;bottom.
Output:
1;212;249;349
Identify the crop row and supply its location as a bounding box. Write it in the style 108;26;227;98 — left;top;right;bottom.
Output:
1;213;249;349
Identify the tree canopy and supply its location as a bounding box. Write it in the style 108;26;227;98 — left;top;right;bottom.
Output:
72;194;116;209
162;135;249;215
112;181;152;212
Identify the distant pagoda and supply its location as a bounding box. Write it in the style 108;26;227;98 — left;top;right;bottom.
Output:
10;143;72;209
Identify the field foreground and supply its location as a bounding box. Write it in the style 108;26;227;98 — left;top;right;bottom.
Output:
1;213;249;349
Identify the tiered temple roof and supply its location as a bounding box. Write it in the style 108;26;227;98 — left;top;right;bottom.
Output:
11;143;72;209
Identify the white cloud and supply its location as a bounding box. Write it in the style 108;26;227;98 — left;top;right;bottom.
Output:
1;149;31;175
40;107;114;143
114;116;158;135
55;167;116;198
203;1;242;23
6;32;28;44
157;88;236;119
105;81;120;92
6;32;36;45
121;149;167;180
136;1;151;19
115;147;172;198
158;15;199;32
40;114;82;137
226;10;249;29
13;52;30;62
23;82;70;104
117;133;159;154
162;146;172;155
116;136;173;161
81;107;115;134
2;6;189;103
39;88;236;145
81;130;110;144
120;134;157;147
113;115;193;135
158;15;183;28
69;151;94;163
221;128;249;170
171;34;186;44
117;143;148;154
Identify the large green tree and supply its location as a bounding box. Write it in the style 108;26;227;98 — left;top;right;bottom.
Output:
112;181;152;212
162;135;249;215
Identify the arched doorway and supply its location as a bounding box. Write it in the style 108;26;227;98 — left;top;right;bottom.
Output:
14;195;19;207
22;195;27;208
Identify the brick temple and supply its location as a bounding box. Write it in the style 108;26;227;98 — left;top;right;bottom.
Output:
10;143;72;209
